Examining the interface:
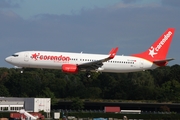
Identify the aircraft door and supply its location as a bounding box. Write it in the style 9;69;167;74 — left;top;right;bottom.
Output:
24;52;29;62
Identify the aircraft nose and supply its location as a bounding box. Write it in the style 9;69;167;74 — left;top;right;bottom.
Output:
5;56;12;63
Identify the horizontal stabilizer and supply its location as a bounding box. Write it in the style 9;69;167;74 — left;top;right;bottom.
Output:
153;58;174;66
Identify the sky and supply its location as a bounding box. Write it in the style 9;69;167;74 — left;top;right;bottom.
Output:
0;0;180;68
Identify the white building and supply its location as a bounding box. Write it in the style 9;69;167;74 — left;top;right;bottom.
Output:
0;97;51;112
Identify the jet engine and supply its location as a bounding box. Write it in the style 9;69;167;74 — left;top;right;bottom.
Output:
62;64;78;73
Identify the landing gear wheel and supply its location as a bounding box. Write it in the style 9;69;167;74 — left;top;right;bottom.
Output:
86;72;91;78
20;70;24;73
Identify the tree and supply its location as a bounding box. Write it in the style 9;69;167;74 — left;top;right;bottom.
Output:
0;84;10;96
1;65;180;102
71;97;84;110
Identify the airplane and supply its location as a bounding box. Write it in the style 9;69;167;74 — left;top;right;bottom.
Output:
5;28;175;77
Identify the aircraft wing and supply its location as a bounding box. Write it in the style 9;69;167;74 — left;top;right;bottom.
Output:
78;47;118;71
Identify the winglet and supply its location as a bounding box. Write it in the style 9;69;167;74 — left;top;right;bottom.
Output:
109;47;118;59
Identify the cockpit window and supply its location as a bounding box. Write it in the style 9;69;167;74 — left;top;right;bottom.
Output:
12;54;19;57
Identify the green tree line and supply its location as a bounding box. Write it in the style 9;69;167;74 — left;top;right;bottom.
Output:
0;64;180;103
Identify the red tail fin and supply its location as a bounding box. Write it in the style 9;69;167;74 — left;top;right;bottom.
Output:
132;28;175;62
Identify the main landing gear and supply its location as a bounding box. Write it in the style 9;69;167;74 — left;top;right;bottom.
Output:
86;72;91;78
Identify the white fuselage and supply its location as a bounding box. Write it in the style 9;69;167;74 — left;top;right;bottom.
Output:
5;51;158;73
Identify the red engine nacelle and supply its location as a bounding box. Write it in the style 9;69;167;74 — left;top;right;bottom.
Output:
62;64;78;73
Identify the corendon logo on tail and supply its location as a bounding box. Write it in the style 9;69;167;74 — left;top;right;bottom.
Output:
149;31;172;58
31;53;70;62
